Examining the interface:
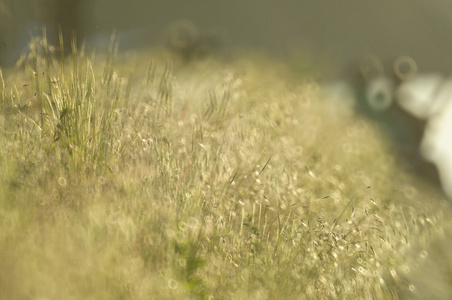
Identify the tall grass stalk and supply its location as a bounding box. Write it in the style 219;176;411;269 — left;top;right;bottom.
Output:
0;68;5;113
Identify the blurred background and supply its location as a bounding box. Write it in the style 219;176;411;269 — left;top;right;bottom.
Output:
2;0;452;75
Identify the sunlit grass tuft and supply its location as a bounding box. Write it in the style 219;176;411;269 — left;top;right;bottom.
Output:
0;34;451;299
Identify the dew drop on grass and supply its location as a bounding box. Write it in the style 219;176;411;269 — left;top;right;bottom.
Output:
390;268;397;278
97;176;106;185
168;279;179;290
178;258;186;267
58;176;67;187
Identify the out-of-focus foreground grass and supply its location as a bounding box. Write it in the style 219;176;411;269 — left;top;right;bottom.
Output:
1;36;452;299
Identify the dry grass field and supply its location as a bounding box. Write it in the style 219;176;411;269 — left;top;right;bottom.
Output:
0;36;451;299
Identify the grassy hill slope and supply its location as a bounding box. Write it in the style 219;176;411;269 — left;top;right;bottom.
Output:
0;38;451;299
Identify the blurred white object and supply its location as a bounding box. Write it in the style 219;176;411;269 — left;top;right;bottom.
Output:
365;77;395;111
396;74;449;119
396;75;452;198
322;70;452;198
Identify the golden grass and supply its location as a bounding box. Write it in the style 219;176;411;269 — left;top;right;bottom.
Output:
0;36;451;299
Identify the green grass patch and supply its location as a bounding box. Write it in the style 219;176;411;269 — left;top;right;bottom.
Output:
0;35;451;299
